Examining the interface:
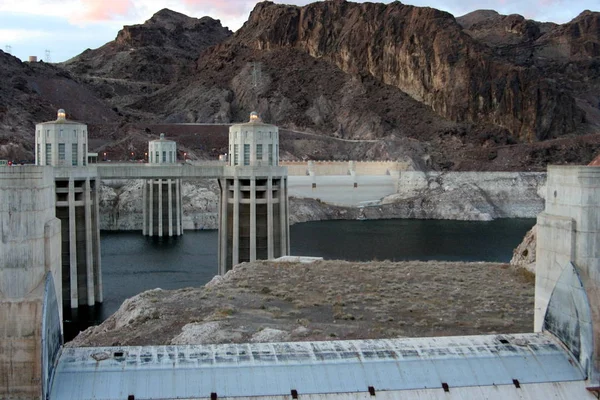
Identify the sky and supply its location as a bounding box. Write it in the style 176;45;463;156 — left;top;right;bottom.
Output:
0;0;597;63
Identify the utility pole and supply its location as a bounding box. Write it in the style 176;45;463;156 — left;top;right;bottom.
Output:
45;49;51;63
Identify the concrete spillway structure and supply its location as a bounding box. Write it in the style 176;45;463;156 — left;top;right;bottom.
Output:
218;112;290;274
536;165;600;387
0;167;63;400
35;109;102;308
143;133;183;237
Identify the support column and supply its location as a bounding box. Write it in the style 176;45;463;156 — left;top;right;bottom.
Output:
176;179;182;235
94;177;103;303
84;178;95;306
267;176;274;259
168;179;173;237
148;180;154;237
158;179;163;237
218;179;228;275
250;177;257;261
285;177;291;254
232;177;240;266
68;179;78;308
279;177;287;257
142;180;147;235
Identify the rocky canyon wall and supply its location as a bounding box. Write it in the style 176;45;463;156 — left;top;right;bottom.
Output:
379;171;546;221
235;1;586;141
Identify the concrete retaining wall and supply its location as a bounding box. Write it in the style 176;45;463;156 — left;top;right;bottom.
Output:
280;161;407;176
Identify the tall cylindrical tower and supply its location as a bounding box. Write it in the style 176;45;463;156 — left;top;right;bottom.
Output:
143;133;183;237
35;109;102;309
218;112;289;274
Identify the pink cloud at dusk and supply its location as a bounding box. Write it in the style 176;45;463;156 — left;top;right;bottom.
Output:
76;0;136;22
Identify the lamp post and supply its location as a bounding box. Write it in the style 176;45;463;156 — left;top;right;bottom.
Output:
103;152;107;162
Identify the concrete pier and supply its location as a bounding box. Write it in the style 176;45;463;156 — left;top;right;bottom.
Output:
536;166;600;385
54;172;102;308
0;166;63;400
218;113;289;274
143;134;183;237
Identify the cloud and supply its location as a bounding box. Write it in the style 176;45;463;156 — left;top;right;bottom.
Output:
74;0;136;22
0;28;47;43
182;0;256;17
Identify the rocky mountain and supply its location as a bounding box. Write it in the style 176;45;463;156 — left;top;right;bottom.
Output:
1;1;599;170
235;1;598;142
61;9;232;116
0;50;119;161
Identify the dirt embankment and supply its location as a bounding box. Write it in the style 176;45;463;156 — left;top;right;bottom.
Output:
70;260;535;347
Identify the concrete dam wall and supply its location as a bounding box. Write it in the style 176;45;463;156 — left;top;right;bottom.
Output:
281;161;407;176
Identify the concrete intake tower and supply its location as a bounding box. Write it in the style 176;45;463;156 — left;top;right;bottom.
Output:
35;109;102;309
218;112;290;274
143;133;183;237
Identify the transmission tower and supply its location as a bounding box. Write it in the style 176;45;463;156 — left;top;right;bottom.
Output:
45;49;51;63
4;45;11;54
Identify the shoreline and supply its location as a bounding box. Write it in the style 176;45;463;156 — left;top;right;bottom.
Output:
69;259;535;347
99;171;546;230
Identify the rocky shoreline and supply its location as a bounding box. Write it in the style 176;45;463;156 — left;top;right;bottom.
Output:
99;172;547;230
69;259;535;347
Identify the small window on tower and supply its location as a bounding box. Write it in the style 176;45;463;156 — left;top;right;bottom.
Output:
45;143;52;165
72;143;78;166
244;144;250;166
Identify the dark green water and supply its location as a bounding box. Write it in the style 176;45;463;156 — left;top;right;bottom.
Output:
64;218;535;340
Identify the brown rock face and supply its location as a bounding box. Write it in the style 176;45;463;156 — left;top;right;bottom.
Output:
235;1;589;142
457;10;553;48
62;9;232;85
536;11;600;60
0;50;119;160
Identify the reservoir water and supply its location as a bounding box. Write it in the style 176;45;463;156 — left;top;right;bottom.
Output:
64;218;535;340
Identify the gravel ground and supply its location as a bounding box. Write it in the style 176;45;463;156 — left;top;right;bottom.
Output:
69;260;535;347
